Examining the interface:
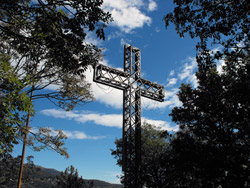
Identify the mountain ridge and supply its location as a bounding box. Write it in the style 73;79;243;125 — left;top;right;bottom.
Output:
26;164;123;188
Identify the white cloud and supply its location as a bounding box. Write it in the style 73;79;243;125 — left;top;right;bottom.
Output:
103;0;152;33
120;38;132;46
141;88;182;109
40;109;123;128
178;57;198;87
30;127;104;140
76;114;123;128
41;109;80;119
217;59;226;74
169;70;175;76
142;118;178;132
63;130;105;140
148;0;157;11
208;47;227;75
40;109;177;131
166;78;177;87
85;59;181;110
85;32;103;46
178;57;196;80
107;31;123;41
85;62;124;109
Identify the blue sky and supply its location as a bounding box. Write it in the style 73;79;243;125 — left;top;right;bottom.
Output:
13;0;201;184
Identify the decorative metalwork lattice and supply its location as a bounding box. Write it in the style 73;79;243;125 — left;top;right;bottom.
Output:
93;44;164;188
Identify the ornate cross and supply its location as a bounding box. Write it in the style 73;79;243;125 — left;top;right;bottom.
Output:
93;44;164;188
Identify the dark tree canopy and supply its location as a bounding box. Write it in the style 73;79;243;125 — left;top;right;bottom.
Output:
169;50;250;187
53;165;93;188
0;0;112;73
0;154;37;187
164;0;249;51
164;0;250;187
0;0;112;156
112;123;172;188
0;54;32;154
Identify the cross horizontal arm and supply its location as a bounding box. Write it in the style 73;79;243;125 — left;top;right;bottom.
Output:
93;63;129;90
139;79;165;102
93;63;165;102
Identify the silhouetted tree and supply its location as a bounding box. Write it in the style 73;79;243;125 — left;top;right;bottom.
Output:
0;154;37;187
167;50;250;188
164;1;250;187
0;0;112;157
164;0;249;53
0;0;112;73
53;165;93;188
0;54;32;155
1;1;112;186
112;123;172;188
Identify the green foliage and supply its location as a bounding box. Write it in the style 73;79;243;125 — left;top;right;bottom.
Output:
42;72;95;111
0;0;111;158
112;123;171;187
27;128;69;158
53;165;93;188
0;0;112;73
0;154;37;187
0;54;33;154
168;51;250;187
164;0;249;51
0;155;122;188
0;54;69;158
164;1;250;187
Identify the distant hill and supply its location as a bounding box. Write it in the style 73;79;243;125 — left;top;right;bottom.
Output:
22;165;123;188
35;165;60;177
84;179;123;188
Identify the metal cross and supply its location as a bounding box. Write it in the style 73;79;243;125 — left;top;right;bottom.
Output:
93;44;164;188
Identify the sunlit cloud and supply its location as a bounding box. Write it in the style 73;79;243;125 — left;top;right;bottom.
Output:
40;109;177;131
178;57;198;88
169;70;175;76
120;38;132;46
41;109;123;128
217;59;226;74
102;0;152;33
148;0;157;12
107;31;124;41
76;113;123;128
142;118;179;132
63;130;106;140
141;88;182;110
30;127;105;140
84;61;123;109
166;78;177;87
84;57;199;110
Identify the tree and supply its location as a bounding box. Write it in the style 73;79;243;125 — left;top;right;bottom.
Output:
168;50;250;188
164;0;249;52
0;0;112;111
164;1;250;187
1;1;112;186
53;165;93;188
0;0;112;74
112;123;172;188
0;54;33;155
0;0;112;156
0;154;38;187
0;54;69;159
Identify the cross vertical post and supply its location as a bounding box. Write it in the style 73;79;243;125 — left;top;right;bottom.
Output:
93;44;164;188
122;45;142;187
